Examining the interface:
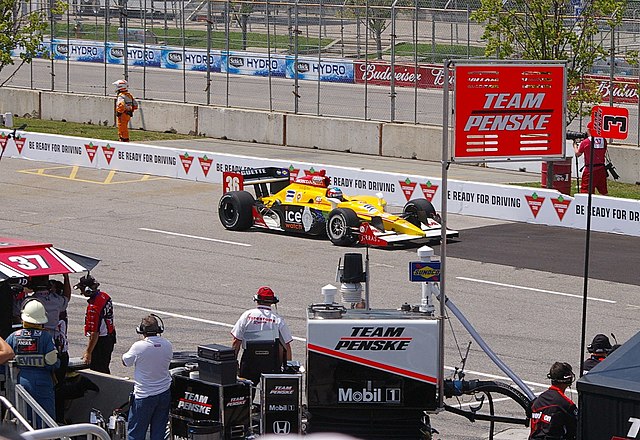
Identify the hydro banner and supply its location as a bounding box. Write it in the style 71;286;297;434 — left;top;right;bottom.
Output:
161;48;222;72
106;42;161;67
2;130;640;237
51;39;104;62
285;56;354;83
221;51;286;77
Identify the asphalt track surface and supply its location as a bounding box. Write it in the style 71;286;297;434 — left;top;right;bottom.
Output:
2;141;639;440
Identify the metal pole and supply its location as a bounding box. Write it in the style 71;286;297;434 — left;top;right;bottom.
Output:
390;0;397;122
316;0;322;116
414;0;418;124
267;0;273;111
579;140;596;377
123;0;129;80
104;0;109;96
50;0;55;91
181;0;186;103
294;0;299;113
225;0;229;107
206;0;212;105
609;24;615;109
143;0;147;99
438;59;451;410
364;0;369;119
66;9;70;93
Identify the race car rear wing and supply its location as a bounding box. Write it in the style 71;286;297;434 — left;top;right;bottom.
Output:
222;167;290;197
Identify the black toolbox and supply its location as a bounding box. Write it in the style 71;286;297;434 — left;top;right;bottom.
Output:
197;344;238;385
198;343;236;361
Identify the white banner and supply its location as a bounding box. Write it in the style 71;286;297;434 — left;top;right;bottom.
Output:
2;130;639;237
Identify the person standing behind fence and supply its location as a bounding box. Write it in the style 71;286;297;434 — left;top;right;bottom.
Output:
574;122;608;195
113;79;138;142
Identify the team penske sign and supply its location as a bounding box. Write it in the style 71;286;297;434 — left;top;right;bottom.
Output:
453;63;566;161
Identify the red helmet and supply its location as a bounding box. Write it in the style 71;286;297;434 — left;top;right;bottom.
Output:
254;286;279;304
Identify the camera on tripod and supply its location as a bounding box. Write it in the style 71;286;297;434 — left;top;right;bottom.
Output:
566;131;587;141
605;162;620;180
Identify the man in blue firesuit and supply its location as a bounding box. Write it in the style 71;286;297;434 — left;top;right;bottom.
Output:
6;299;60;419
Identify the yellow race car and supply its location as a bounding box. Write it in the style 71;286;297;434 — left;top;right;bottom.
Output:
218;168;457;247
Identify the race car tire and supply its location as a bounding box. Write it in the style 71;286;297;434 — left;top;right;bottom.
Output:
327;208;360;246
218;191;255;231
403;198;438;226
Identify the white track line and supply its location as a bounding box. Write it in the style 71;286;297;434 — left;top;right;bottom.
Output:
457;277;616;304
139;227;252;247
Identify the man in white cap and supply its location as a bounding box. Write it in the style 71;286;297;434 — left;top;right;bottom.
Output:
113;79;138;142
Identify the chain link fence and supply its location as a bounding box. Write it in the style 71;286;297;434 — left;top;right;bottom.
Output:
4;0;640;143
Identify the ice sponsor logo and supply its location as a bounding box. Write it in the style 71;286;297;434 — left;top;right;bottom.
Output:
168;52;182;63
338;386;401;404
297;62;310;73
56;44;69;54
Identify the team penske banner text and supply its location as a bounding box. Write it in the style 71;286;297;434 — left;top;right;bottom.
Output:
2;130;639;237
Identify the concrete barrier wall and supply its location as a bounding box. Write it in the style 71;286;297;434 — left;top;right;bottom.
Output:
198;106;284;145
134;100;197;134
40;91;114;125
3;87;640;185
609;144;640;184
286;114;381;155
0;88;40;117
381;123;444;160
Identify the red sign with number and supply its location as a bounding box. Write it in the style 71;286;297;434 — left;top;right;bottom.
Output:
0;238;75;277
591;105;629;140
222;172;244;193
454;64;566;160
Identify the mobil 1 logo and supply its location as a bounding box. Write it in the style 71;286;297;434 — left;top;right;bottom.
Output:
337;380;402;405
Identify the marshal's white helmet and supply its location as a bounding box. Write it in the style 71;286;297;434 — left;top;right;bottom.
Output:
21;299;48;325
113;79;129;92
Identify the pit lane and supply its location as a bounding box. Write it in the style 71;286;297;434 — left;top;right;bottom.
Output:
2;155;638;439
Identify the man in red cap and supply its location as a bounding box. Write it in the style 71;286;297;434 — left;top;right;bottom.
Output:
231;287;293;395
574;122;608;195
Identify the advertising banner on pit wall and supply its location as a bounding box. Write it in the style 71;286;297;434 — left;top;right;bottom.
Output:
161;48;222;72
285;56;354;83
106;42;161;67
221;51;286;77
2;130;639;237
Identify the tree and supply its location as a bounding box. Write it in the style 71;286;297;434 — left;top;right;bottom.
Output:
471;0;626;121
230;0;254;51
347;0;411;60
0;0;66;87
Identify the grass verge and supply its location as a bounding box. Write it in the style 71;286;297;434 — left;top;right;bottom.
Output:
514;180;640;200
14;117;203;143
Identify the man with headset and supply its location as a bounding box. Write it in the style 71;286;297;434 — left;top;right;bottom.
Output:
122;314;172;440
76;275;116;373
583;334;613;374
529;362;577;440
231;287;293;396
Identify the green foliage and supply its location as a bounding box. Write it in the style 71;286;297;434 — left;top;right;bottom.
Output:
0;0;66;81
50;22;330;52
470;0;627;122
